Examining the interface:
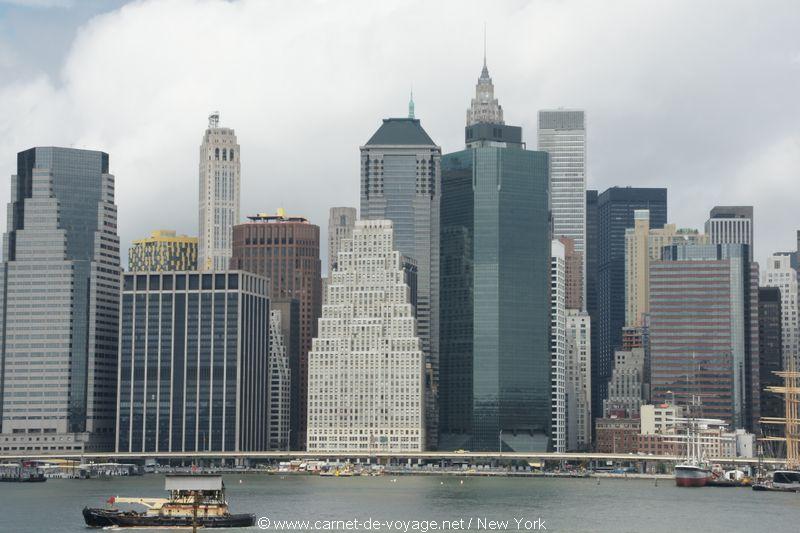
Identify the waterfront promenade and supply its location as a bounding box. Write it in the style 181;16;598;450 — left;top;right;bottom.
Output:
0;450;788;467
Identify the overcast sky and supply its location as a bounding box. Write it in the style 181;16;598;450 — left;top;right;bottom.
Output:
1;0;799;271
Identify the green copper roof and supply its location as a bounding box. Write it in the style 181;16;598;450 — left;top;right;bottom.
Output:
365;118;435;146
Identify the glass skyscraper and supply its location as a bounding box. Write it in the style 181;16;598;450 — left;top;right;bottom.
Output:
360;116;441;449
439;60;551;452
590;187;666;428
0;147;120;455
116;271;270;453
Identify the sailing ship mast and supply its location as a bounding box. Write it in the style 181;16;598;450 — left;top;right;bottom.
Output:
760;356;800;469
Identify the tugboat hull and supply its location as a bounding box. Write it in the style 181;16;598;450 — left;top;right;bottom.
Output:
83;507;255;528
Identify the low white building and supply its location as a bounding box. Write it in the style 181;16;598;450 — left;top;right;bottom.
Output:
306;220;425;452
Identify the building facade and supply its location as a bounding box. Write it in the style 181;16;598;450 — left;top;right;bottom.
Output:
565;310;592;451
307;220;425;453
649;244;760;430
199;112;240;271
230;211;321;449
116;271;270;453
592;187;667;429
550;240;567;453
439;59;551;452
0;147;120;455
360;115;441;449
538;109;586;306
757;287;784;424
603;348;644;417
560;237;584;310
624;210;709;327
268;309;291;450
705;206;753;261
762;254;798;372
128;230;198;272
327;207;357;275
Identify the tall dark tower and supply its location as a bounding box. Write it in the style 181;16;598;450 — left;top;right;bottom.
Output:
439;58;551;452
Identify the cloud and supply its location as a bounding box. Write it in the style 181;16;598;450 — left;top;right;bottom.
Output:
0;0;799;269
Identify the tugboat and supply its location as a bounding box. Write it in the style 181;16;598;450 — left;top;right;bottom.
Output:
82;474;255;528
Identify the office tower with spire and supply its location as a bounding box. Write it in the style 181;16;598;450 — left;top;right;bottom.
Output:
538;109;587;307
439;56;551;452
307;220;425;453
230;210;321;450
360;96;441;449
199;112;240;271
0;147;120;455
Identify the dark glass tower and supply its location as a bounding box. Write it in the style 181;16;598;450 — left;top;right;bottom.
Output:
116;271;270;452
439;60;551;452
0;147;120;454
758;287;783;426
591;187;666;431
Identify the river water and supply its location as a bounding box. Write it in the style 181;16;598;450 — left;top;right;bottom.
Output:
1;474;797;532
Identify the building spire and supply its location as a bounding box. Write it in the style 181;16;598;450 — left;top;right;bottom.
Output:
483;22;487;68
408;88;415;119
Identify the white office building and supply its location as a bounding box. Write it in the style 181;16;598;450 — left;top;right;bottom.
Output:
763;254;799;371
306;220;425;452
198;112;240;271
704;206;753;261
538;109;586;307
566;310;592;451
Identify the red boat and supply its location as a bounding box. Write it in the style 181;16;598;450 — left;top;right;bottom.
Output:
674;462;711;487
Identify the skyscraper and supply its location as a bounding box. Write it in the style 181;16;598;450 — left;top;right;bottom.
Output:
565;310;592;451
439;59;551;452
650;244;760;430
538;109;586;305
116;271;270;452
591;187;666;428
0;147;120;454
230;210;321;450
268;309;291;451
199;112;240;271
551;240;567;453
360;112;440;449
128;230;198;272
327;207;357;274
705;206;753;261
762;254;799;371
307;220;425;453
758;287;784;424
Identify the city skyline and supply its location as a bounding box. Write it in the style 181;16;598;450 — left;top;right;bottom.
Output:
1;1;799;270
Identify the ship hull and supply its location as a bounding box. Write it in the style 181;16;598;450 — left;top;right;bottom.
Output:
675;465;710;487
83;507;255;528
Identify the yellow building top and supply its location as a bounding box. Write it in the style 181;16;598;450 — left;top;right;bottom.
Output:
132;230;198;245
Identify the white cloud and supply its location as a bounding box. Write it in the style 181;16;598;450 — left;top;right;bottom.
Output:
0;0;799;268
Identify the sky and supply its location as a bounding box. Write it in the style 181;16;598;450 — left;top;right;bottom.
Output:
0;0;799;272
